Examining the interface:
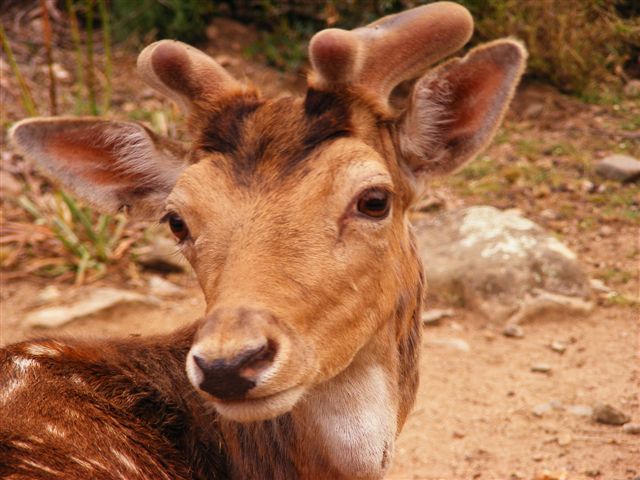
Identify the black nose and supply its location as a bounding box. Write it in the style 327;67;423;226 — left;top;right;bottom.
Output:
193;340;276;400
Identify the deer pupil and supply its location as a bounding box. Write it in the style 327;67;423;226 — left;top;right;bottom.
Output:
168;214;188;240
357;189;390;219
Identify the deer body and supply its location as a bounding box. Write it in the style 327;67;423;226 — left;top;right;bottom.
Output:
3;3;525;478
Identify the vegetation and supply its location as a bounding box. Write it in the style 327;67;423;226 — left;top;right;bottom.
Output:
108;0;639;97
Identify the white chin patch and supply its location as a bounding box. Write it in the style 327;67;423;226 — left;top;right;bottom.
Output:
212;386;305;423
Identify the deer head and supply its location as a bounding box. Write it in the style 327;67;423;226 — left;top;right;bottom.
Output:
10;2;524;448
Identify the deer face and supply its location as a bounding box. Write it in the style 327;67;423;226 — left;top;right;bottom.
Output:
10;3;526;423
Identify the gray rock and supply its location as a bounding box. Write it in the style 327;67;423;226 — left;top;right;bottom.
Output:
595;154;640;182
592;403;630;425
622;423;640;435
415;206;592;322
421;308;455;326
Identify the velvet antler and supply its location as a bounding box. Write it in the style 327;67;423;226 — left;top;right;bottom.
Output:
308;2;473;110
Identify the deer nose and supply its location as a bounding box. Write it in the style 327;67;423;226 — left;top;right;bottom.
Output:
191;338;278;400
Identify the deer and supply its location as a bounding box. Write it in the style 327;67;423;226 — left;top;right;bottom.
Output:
1;2;526;479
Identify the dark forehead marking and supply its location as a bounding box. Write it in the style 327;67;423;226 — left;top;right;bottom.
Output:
199;97;264;154
198;89;352;183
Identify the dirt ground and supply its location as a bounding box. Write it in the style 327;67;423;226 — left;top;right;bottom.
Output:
1;14;639;480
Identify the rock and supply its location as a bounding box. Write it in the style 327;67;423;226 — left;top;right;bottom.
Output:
590;278;613;294
23;288;160;328
503;323;524;338
532;402;553;417
421;308;455;325
523;102;544;119
592;403;630;425
148;275;184;297
622;423;640;435
531;452;544;462
549;341;566;354
624;79;640;98
415;206;592;323
136;236;189;273
557;433;572;446
426;337;470;352
531;363;552;374
583;470;600;478
567;404;593;417
595;154;640;182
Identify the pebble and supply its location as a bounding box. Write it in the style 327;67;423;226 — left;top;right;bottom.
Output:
595;154;640;182
533;403;553;417
531;363;553;374
567;404;593;416
532;452;544;462
622;423;640;435
592;403;631;425
549;341;566;354
583;470;600;478
421;308;455;326
557;433;572;446
503;323;524;338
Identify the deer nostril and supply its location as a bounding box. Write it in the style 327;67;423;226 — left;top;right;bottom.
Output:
192;339;278;400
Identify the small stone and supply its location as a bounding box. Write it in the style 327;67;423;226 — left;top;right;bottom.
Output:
523;102;544;119
503;323;524;338
148;275;183;297
595;154;640;182
584;470;600;478
592;403;631;425
580;179;596;193
533;402;553;417
622;422;640;434
598;225;613;237
590;278;613;293
421;308;455;326
557;433;572;446
567;404;593;416
452;430;465;439
532;452;544;462
531;363;552;374
549;341;566;354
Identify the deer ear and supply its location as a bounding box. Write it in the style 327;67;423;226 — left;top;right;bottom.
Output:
399;39;526;177
10;117;187;218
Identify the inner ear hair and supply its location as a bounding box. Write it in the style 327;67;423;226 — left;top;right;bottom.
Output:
400;39;527;176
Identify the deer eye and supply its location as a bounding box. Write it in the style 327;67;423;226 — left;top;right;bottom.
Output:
356;188;391;219
162;212;190;242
